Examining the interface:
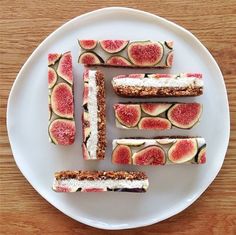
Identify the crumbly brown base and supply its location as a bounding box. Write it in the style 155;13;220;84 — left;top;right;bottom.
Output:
55;170;148;181
113;85;203;97
95;70;106;159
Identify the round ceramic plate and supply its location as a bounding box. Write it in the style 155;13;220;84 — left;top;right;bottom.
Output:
7;7;230;230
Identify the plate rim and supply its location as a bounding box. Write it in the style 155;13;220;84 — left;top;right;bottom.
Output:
7;7;230;230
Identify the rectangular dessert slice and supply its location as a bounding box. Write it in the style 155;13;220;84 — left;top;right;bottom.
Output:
78;40;173;68
48;52;75;145
112;138;206;165
82;69;106;160
114;102;202;130
112;73;203;97
53;170;149;192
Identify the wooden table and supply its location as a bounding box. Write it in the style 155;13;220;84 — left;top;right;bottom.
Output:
1;1;235;234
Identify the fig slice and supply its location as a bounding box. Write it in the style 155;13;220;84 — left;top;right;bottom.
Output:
48;53;61;66
196;144;206;164
138;117;171;130
49;119;75;145
128;74;145;78
167;103;202;129
156;139;176;145
147;73;174;78
100;40;129;53
168;139;198;163
81;188;106;192
48;67;57;89
141;103;172;116
82;112;90;142
78;52;104;64
112;144;132;165
127;41;164;66
116;140;145;147
83;69;89;82
78;40;97;50
51;83;74;119
57;52;73;84
165;41;174;49
133;145;166;165
114;104;141;128
166;51;173;67
83;83;89;109
82;143;90;160
106;56;131;66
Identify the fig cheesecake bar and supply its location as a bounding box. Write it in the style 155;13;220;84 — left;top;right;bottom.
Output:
114;102;202;130
82;69;106;160
53;170;149;192
48;52;75;145
78;40;173;68
112;138;206;166
112;73;203;97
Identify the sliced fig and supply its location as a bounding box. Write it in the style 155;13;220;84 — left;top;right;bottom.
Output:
116;140;145;147
48;53;61;66
49;119;75;145
48;67;57;88
83;83;89;109
82;143;90;160
168;139;198;163
147;73;174;78
51;83;74;119
112;145;132;165
127;41;164;66
57;52;73;84
128;74;145;78
165;41;174;49
82;112;90;142
100;40;129;53
167;103;202;129
78;40;97;50
114;104;141;128
81;188;106;192
106;56;131;66
156;139;176;145
83;69;89;82
138;117;171;130
141;103;172;116
78;51;104;65
185;73;202;79
166;51;173;67
196;144;206;164
133;145;166;165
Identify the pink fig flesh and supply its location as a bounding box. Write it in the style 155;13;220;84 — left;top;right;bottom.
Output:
112;145;132;165
82;143;90;160
166;51;173;67
196;145;206;164
133;145;166;165
49;119;75;145
186;73;202;79
114;104;141;128
141;103;172;116
106;56;131;66
79;40;97;50
100;40;129;53
83;69;89;82
51;83;74;118
48;53;61;65
127;41;164;66
48;67;57;89
138;117;171;130
128;74;145;78
168;139;198;163
78;52;103;64
167;103;202;129
165;41;174;49
82;188;106;192
83;83;89;107
57;52;73;84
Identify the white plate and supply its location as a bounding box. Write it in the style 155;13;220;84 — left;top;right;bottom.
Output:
7;7;230;230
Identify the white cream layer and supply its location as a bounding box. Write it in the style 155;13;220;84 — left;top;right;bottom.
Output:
53;178;149;192
112;75;203;88
86;70;98;159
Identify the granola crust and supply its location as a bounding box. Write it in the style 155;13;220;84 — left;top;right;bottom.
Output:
55;170;148;181
113;85;203;97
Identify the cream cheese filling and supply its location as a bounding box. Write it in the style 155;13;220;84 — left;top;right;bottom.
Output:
53;178;149;192
86;70;98;159
112;75;203;88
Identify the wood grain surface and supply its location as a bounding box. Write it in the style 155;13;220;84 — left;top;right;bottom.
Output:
1;1;236;234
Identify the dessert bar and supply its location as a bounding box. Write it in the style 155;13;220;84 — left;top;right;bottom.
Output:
48;52;75;145
82;69;106;159
78;40;173;68
53;170;149;192
112;138;206;165
112;73;203;97
114;103;202;130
